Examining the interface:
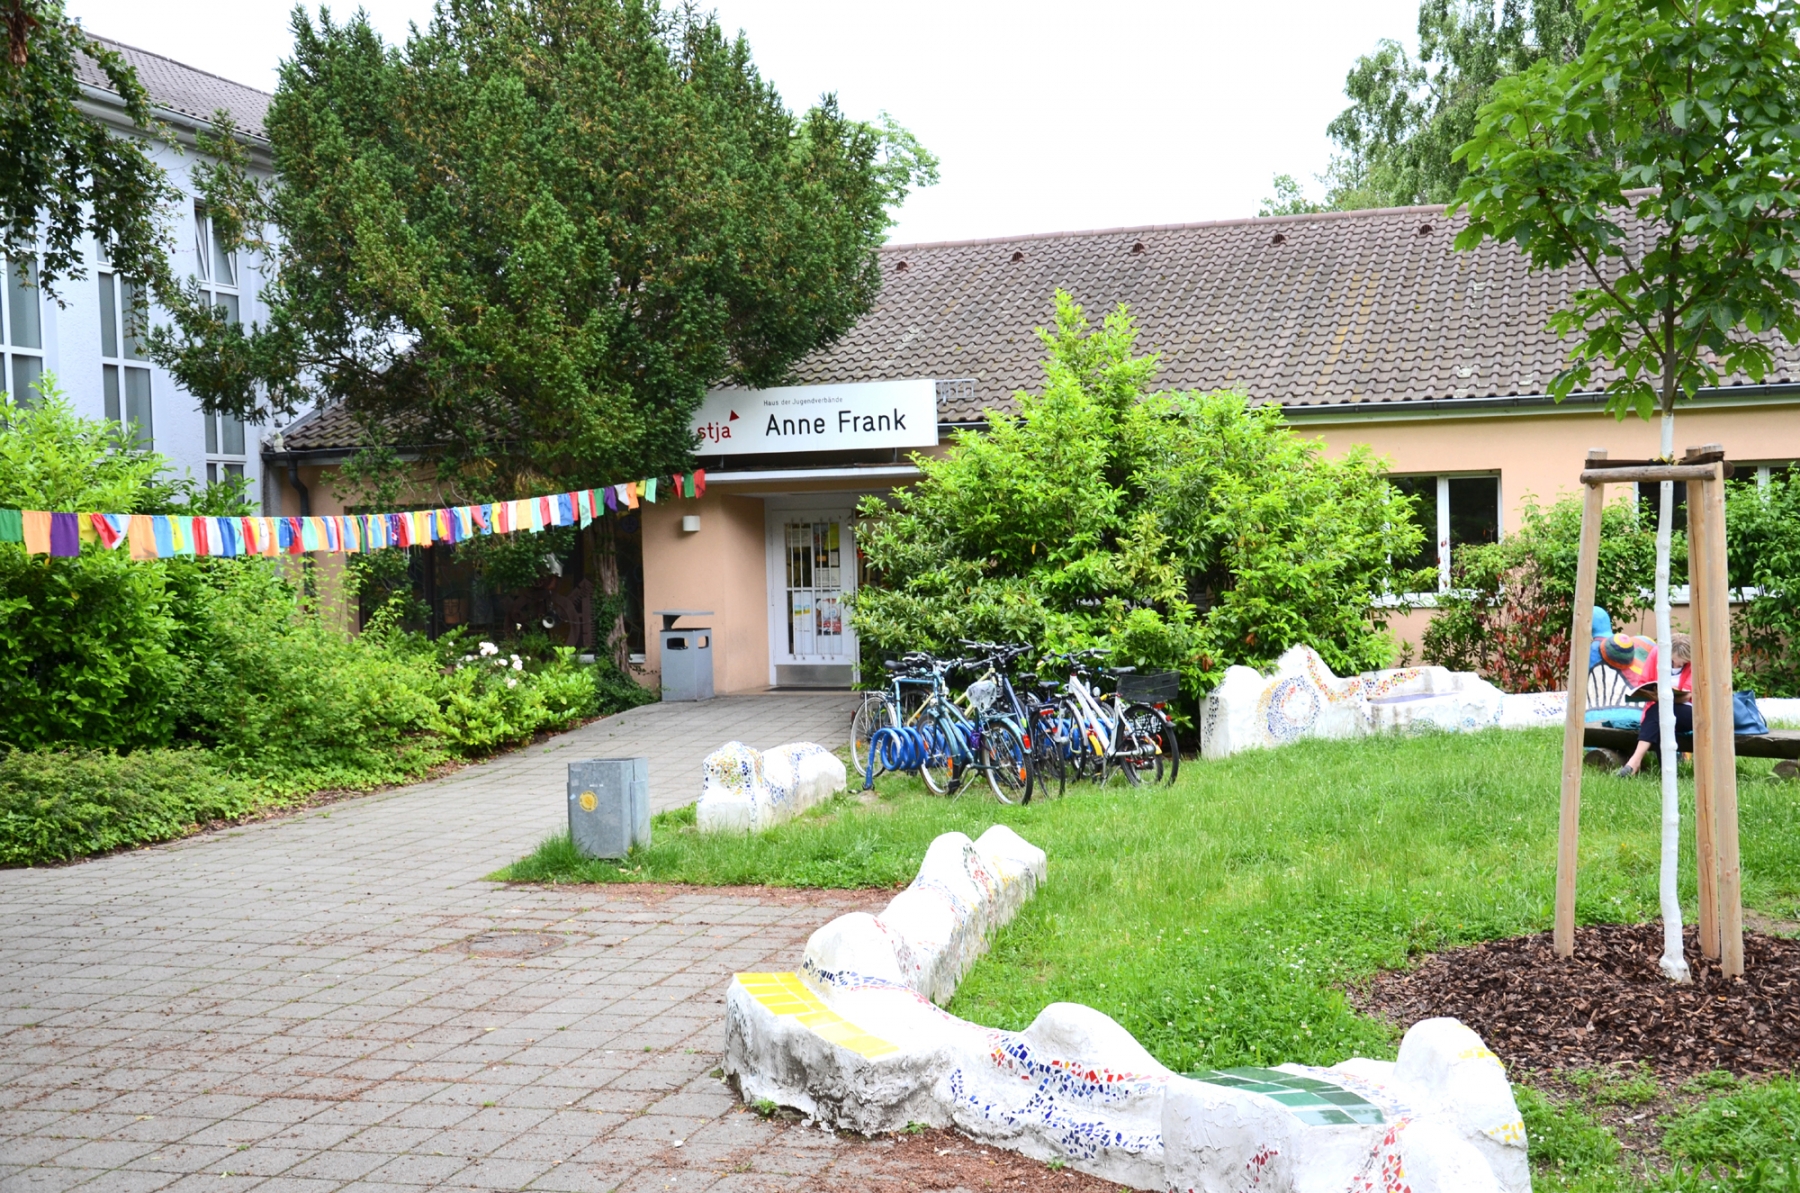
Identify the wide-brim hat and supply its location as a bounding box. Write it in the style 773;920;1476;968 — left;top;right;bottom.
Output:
1599;633;1656;692
1601;636;1693;699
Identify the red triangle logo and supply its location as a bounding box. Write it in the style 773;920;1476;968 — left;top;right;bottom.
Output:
728;410;739;421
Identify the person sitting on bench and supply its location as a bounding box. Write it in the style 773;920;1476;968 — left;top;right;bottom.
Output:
1600;631;1693;777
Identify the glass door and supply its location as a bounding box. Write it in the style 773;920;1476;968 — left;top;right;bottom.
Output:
769;514;856;670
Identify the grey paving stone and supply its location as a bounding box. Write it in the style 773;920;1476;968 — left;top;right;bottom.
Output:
0;694;903;1193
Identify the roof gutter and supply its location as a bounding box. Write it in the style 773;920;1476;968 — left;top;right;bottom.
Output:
1278;382;1800;422
260;445;432;466
75;84;272;164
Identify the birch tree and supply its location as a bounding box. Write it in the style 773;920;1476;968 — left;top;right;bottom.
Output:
1453;0;1800;980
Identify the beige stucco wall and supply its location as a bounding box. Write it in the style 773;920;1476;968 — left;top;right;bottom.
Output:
1303;400;1800;661
1301;399;1800;522
640;490;772;693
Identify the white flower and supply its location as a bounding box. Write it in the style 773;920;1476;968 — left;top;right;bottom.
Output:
511;656;523;670
505;677;518;689
478;641;499;657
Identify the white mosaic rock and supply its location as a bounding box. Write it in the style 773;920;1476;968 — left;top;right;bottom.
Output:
1758;697;1800;728
722;828;1529;1192
1200;645;1551;759
695;740;846;833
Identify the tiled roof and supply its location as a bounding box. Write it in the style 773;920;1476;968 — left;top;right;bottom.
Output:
277;403;425;453
78;35;271;139
793;205;1800;423
281;202;1800;451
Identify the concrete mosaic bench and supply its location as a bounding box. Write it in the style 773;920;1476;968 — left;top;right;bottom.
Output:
723;826;1529;1191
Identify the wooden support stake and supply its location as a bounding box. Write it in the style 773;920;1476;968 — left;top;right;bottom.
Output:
1556;452;1607;958
1687;469;1722;961
1701;463;1745;976
1580;463;1722;485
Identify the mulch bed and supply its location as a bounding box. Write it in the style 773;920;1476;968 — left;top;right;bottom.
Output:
1357;923;1800;1077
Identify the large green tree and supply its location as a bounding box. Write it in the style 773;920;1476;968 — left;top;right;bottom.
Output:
1261;0;1587;214
1453;0;1800;981
153;0;935;495
0;0;171;298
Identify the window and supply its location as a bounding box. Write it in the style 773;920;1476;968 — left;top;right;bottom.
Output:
0;257;43;404
194;206;245;482
1636;481;1688;533
1752;462;1794;489
1389;473;1502;592
98;270;153;448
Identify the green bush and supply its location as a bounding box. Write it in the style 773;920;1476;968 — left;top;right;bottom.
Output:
1423;494;1660;692
0;544;186;748
1728;475;1800;697
0;379;627;859
434;638;599;753
851;293;1425;698
0;747;263;865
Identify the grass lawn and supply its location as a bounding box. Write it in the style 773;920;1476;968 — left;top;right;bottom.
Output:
497;727;1800;1188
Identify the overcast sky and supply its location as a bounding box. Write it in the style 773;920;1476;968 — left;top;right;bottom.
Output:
67;0;1421;245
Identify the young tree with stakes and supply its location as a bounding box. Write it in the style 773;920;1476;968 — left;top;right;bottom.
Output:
1453;0;1800;981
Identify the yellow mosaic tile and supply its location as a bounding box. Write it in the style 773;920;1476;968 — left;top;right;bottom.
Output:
735;972;899;1059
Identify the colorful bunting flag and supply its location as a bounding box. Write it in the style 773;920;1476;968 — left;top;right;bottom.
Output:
90;513;128;550
47;512;79;557
3;471;710;564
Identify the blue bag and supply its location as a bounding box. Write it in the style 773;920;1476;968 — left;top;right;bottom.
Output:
1734;691;1769;736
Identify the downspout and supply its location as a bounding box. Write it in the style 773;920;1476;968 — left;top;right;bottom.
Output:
285;459;312;516
286;459;315;598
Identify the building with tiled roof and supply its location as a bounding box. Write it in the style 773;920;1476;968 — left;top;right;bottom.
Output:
76;36;272;140
15;37;278;514
267;189;1800;690
790;206;1800;422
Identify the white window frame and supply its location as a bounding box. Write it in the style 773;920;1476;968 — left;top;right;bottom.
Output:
97;264;154;448
0;255;44;405
1384;471;1504;603
194;206;246;483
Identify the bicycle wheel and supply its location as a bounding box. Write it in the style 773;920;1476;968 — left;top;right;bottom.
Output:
1027;714;1065;801
849;694;897;781
981;721;1032;804
1110;703;1170;787
1065;699;1105;785
917;709;965;796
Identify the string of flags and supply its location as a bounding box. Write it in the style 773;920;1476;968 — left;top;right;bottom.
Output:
0;471;704;561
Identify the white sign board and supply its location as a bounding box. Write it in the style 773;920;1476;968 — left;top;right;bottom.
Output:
691;379;938;456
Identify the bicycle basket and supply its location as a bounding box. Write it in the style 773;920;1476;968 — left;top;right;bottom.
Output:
1115;670;1181;703
965;678;1000;712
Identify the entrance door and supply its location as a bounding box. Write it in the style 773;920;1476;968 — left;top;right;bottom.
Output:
766;512;856;686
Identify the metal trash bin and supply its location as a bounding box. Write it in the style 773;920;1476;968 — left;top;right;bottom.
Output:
568;757;649;859
654;609;714;701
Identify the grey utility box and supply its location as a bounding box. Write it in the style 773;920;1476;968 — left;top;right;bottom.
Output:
654;609;714;702
567;757;650;859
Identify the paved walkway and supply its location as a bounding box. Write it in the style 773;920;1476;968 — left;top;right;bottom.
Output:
0;691;940;1193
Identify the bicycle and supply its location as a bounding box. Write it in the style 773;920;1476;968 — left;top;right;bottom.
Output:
955;641;1039;804
853;652;976;796
1045;649;1180;786
850;651;935;780
1014;669;1068;800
